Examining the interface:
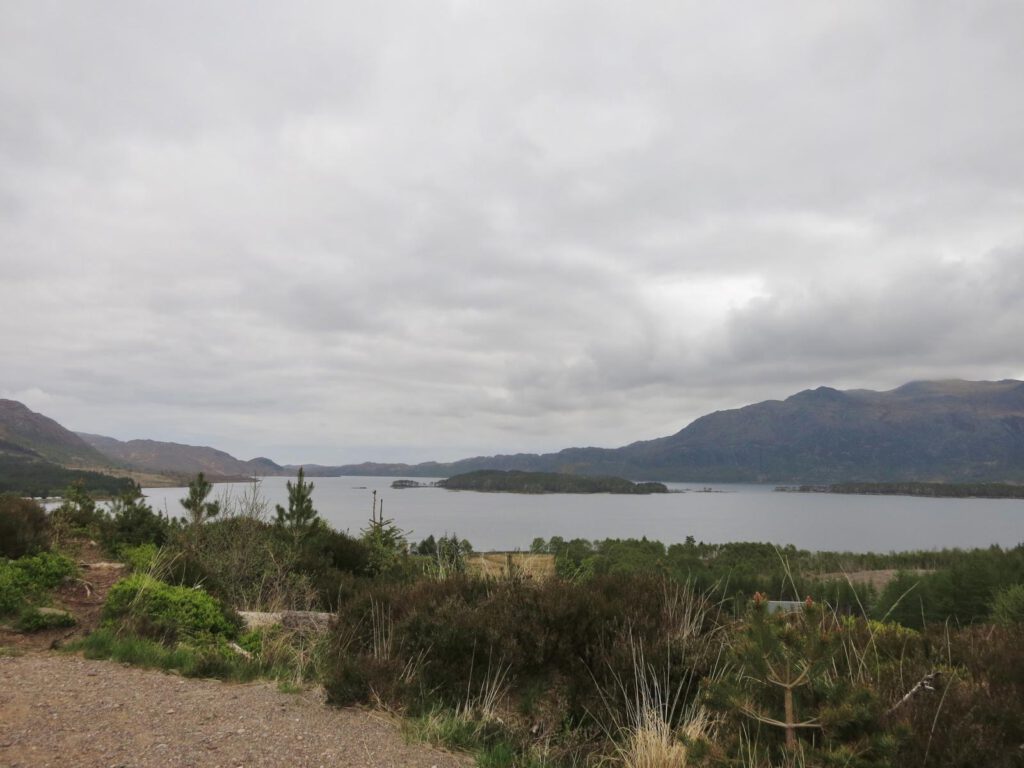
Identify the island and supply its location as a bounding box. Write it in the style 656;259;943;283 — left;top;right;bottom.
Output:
774;482;1024;499
436;469;668;494
390;479;435;489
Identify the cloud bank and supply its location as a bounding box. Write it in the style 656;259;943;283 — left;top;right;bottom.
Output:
2;1;1022;463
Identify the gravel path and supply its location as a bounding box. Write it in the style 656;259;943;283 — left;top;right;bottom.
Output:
0;653;470;768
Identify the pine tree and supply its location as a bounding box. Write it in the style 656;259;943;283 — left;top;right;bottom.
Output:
360;490;407;576
275;467;319;547
180;472;220;527
707;596;895;766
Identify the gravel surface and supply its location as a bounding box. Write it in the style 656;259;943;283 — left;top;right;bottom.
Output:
0;653;470;768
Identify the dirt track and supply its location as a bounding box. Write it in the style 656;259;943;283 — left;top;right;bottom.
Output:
0;653;469;768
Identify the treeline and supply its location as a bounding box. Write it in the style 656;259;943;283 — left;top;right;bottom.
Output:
0;454;137;497
439;469;668;494
530;535;1024;626
779;481;1024;498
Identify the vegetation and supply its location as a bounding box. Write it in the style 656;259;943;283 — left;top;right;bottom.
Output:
439;470;668;494
0;551;76;617
0;494;50;558
779;481;1024;499
16;606;75;632
103;574;241;643
275;467;319;546
4;471;1024;766
0;453;136;497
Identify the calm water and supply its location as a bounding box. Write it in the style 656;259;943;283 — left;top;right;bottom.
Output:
140;476;1024;553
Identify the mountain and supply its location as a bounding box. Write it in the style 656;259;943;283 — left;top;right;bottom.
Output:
0;399;114;468
611;379;1024;482
305;379;1024;483
9;378;1024;487
0;401;138;496
77;433;283;479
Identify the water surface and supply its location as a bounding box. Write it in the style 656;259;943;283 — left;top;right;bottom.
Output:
142;476;1024;553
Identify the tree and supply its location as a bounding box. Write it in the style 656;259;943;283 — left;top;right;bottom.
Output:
708;597;894;766
50;481;105;545
360;490;407;576
180;473;220;527
991;583;1024;625
275;467;319;547
105;488;170;549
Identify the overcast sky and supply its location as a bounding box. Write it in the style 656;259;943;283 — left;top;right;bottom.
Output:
2;1;1023;464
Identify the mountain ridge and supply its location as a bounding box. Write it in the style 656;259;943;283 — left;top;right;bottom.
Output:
76;433;283;479
6;378;1024;485
286;379;1024;483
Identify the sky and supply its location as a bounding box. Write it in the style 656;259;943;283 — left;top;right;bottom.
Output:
2;1;1023;465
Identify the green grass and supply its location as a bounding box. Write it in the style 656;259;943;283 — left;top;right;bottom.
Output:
403;708;558;768
68;624;330;690
16;607;76;632
68;628;260;681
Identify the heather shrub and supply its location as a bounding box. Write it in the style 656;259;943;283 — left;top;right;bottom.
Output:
894;624;1024;767
163;515;369;611
325;572;723;757
0;494;49;558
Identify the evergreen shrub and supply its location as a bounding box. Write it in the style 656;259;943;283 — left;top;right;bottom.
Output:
103;574;240;643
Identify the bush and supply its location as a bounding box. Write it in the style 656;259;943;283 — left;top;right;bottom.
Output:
165;516;315;610
103;574;241;643
49;483;109;540
325;573;722;747
0;552;76;616
0;494;49;558
16;606;75;632
0;562;28;615
119;543;159;573
15;551;76;589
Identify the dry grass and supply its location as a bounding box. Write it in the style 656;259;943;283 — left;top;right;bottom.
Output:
467;552;555;581
615;703;714;768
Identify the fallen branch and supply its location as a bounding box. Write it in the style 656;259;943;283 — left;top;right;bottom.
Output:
888;672;942;716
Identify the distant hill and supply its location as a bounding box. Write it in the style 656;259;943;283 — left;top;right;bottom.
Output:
0;399;113;468
78;433;282;480
307;379;1024;483
8;378;1024;487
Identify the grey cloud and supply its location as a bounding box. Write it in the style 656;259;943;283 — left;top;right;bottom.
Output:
2;1;1023;463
